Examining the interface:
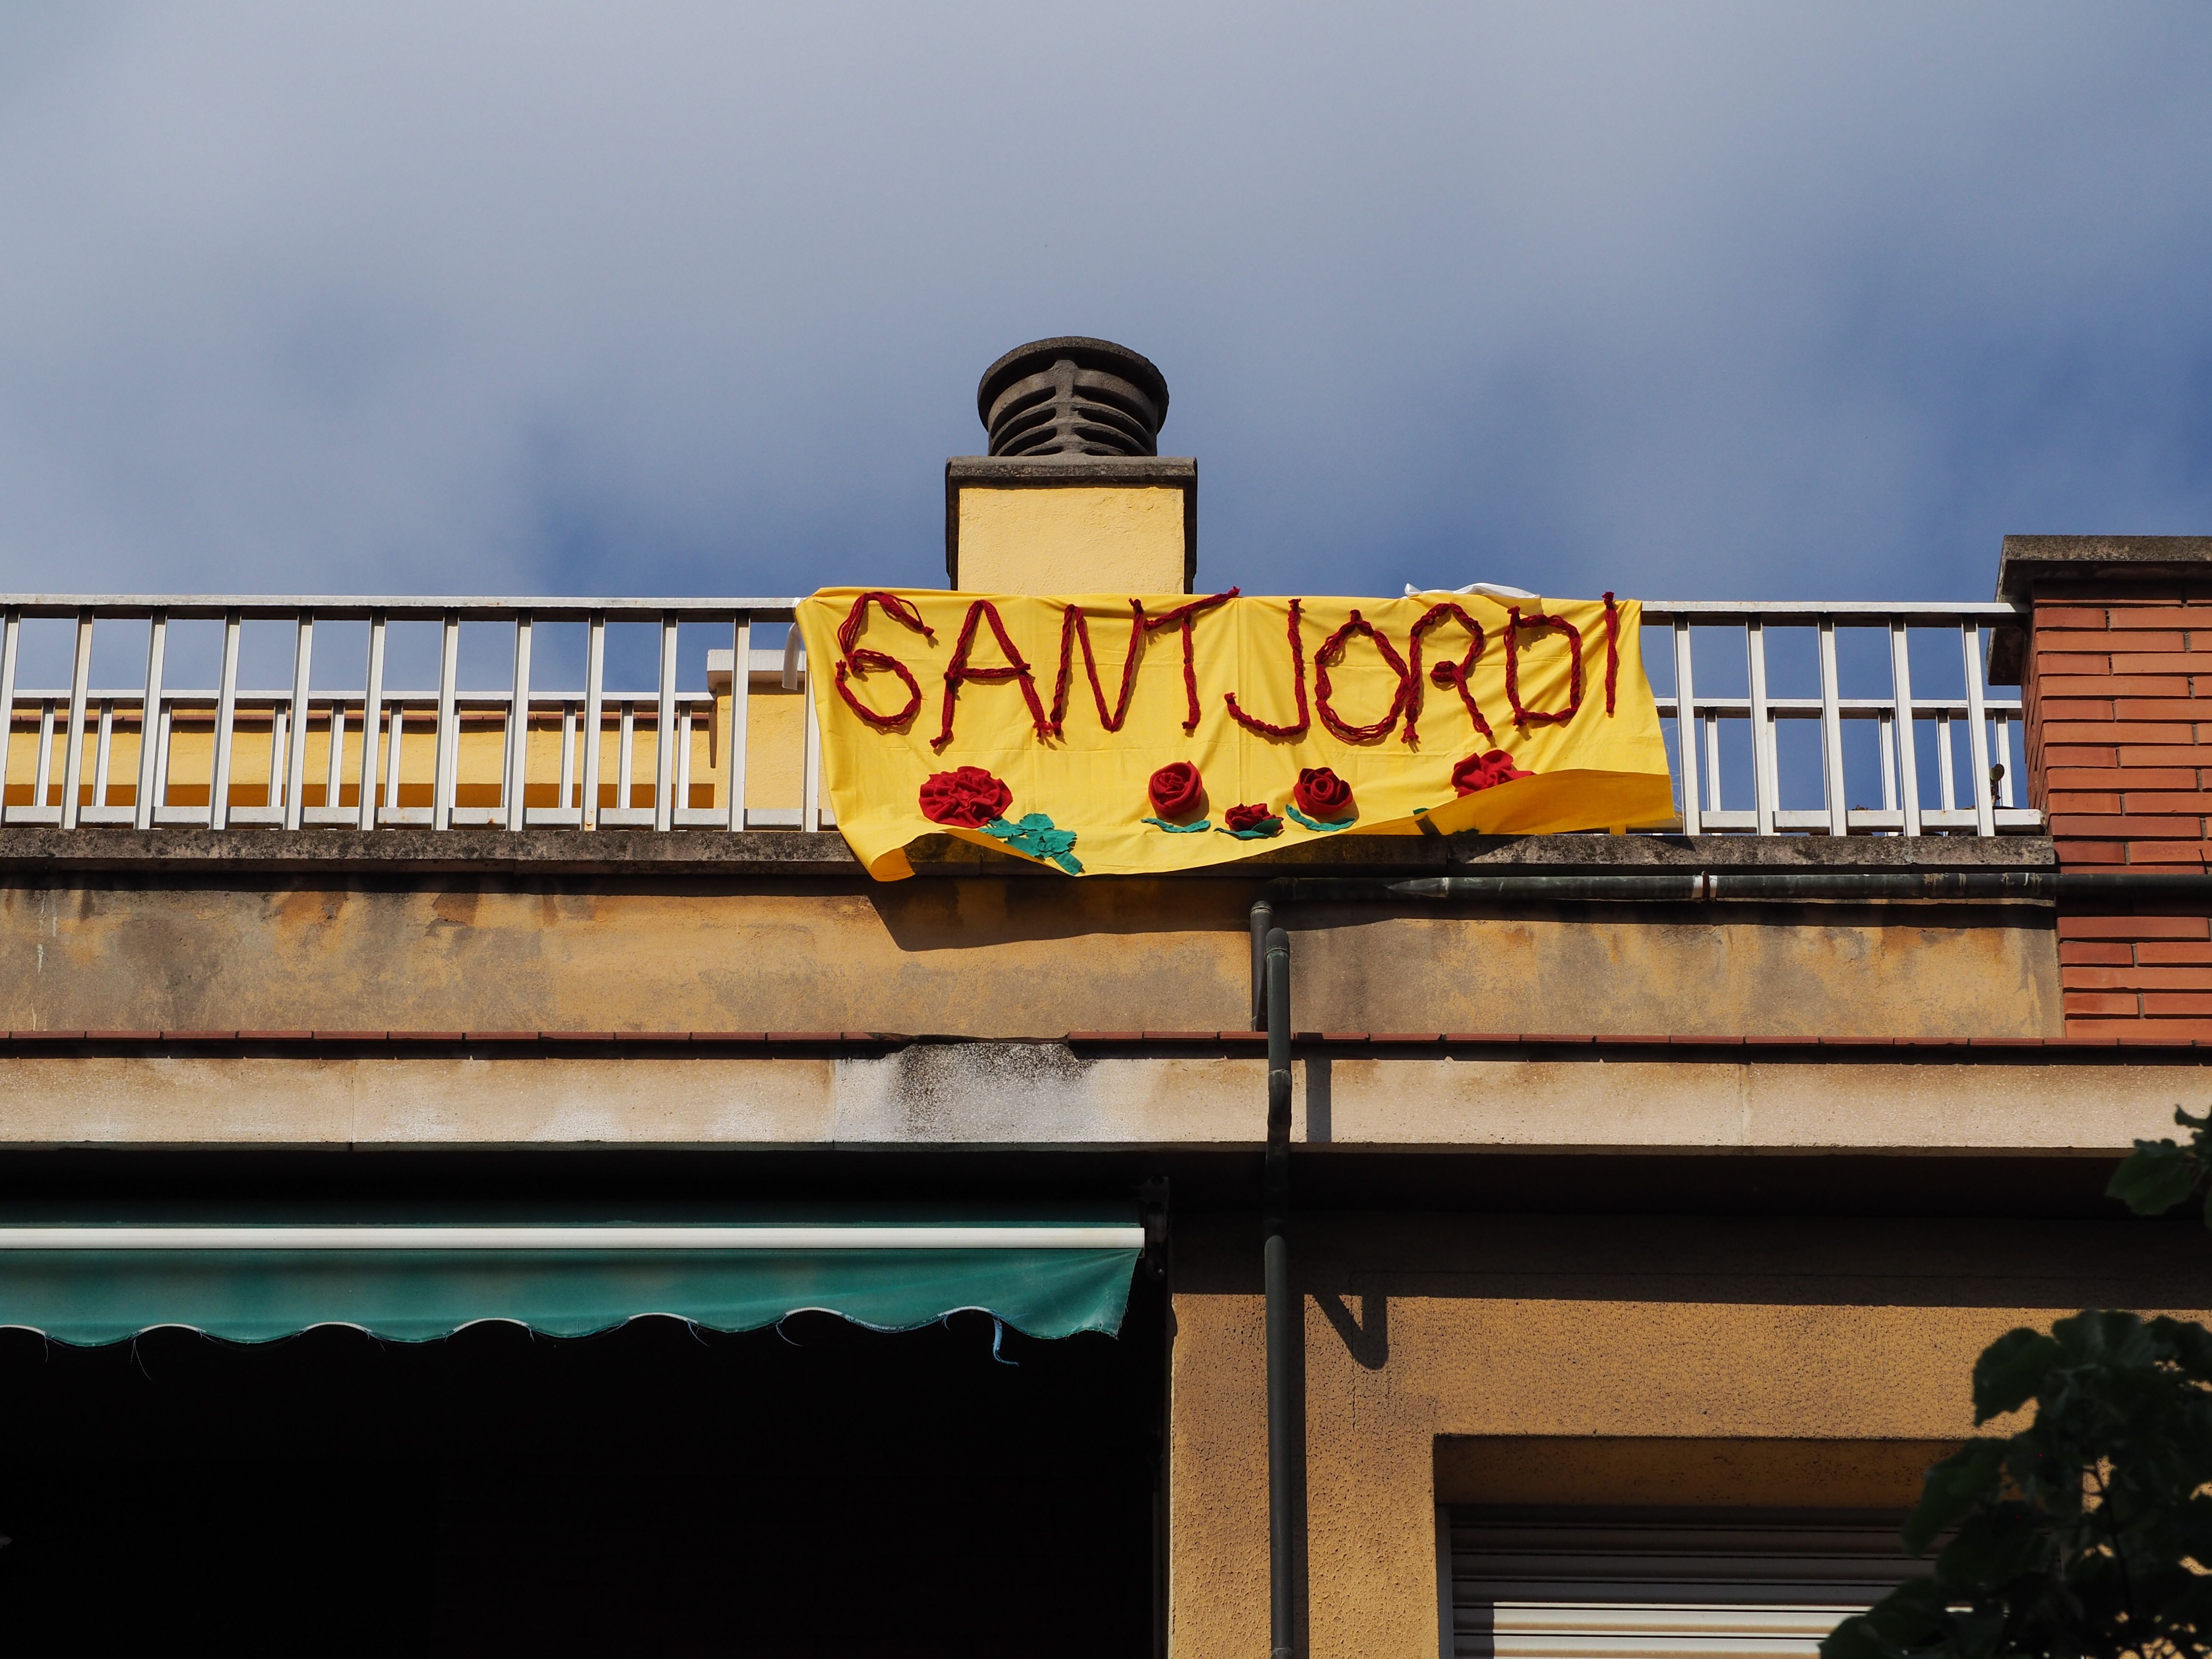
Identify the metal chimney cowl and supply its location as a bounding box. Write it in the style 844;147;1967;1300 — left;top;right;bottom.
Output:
948;337;1196;593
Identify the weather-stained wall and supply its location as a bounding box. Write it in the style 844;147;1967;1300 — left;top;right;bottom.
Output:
0;875;2059;1038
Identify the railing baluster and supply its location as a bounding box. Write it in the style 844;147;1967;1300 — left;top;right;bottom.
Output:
1817;617;1847;837
0;610;17;827
267;703;287;813
559;701;577;811
1745;618;1775;834
654;611;678;833
1878;714;1897;813
153;704;172;818
1962;622;1996;836
1993;712;2016;807
324;697;346;812
280;613;313;829
1936;715;1957;812
800;656;821;835
209;611;241;830
133;613;166;830
33;703;54;811
677;702;694;814
506;613;533;831
618;700;636;815
1888;621;1922;838
92;700;113;809
581;613;606;830
433;611;459;831
1670;618;1699;835
58;610;92;830
1703;709;1722;813
383;703;405;824
359;614;386;830
726;615;750;831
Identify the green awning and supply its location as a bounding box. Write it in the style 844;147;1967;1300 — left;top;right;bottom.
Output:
0;1224;1144;1346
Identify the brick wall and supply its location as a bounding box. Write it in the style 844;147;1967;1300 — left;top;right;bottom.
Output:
2026;589;2212;1035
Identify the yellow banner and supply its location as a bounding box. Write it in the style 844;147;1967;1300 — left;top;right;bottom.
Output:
797;588;1675;880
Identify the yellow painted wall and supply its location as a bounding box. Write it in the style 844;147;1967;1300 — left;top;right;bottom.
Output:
1166;1211;2212;1659
955;485;1187;593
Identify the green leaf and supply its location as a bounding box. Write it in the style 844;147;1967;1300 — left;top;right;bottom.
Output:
2108;1139;2203;1216
1972;1330;2061;1424
1904;1440;2008;1555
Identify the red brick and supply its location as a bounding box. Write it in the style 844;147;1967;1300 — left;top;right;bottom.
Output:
2044;676;2189;697
2139;941;2212;964
2045;747;2121;768
2053;841;2128;864
2119;747;2212;767
2031;607;2110;629
2068;1017;2212;1039
2037;698;2115;721
2059;941;2135;965
2050;814;2202;837
2065;991;2141;1015
2047;792;2123;813
2146;993;2212;1015
2067;966;2212;991
2047;722;2194;744
2038;654;2115;675
2124;793;2212;812
2125;842;2212;864
2109;608;2212;629
2118;699;2212;721
2037;630;2187;654
2049;768;2154;789
2114;654;2203;673
2057;914;2209;939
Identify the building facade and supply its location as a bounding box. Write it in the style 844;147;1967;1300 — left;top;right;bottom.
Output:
0;342;2207;1656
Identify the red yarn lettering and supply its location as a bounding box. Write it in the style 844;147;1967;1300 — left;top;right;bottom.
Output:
833;591;935;732
1314;610;1413;743
1602;591;1620;716
1050;600;1146;734
1503;605;1585;728
1144;588;1237;734
1404;602;1493;747
933;599;1051;751
1223;600;1311;740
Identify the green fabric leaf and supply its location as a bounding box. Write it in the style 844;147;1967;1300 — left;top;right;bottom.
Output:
1215;818;1283;840
981;814;1084;875
1285;805;1355;833
1142;817;1213;833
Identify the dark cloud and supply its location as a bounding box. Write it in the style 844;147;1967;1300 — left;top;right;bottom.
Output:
0;1;2206;602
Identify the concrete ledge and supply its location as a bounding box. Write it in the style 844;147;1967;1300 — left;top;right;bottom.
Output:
0;1043;2187;1151
0;826;2055;879
1996;534;2212;601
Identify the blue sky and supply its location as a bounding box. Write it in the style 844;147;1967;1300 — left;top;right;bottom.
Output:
1;2;2207;606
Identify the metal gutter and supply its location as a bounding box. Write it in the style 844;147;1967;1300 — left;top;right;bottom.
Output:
1262;870;2212;905
1261;924;1298;1659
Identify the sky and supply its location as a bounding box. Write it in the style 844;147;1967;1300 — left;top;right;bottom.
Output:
0;1;2208;609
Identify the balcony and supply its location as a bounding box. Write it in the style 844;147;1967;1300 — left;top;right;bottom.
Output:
0;594;2037;840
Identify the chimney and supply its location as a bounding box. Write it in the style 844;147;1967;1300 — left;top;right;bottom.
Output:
946;337;1196;594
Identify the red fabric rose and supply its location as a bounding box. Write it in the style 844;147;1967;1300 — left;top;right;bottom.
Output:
1225;803;1277;832
918;766;1012;828
1292;767;1354;821
1451;750;1533;795
1148;762;1205;821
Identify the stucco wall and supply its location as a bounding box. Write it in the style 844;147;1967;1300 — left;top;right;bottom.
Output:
1166;1211;2212;1659
0;877;2060;1038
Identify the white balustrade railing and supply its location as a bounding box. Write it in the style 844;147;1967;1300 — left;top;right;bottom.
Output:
1643;601;2035;836
0;595;2039;838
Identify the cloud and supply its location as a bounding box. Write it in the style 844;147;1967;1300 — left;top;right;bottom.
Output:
0;1;2206;603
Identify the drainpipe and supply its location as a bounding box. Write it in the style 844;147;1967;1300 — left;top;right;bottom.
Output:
1262;923;1297;1659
